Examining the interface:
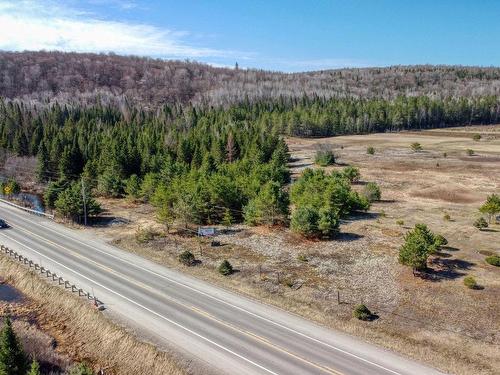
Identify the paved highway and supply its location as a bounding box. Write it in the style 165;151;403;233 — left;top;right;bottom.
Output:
0;202;445;375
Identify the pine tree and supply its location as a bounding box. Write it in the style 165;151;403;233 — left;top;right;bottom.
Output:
0;317;27;375
27;359;41;375
221;208;233;230
36;142;50;183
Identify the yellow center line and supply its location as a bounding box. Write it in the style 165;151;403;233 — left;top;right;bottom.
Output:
7;224;344;375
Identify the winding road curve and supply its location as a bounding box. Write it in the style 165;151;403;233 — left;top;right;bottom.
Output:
0;201;445;375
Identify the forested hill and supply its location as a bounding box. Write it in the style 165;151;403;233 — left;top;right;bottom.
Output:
1;51;500;108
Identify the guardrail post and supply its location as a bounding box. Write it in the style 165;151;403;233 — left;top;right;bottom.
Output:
0;242;101;308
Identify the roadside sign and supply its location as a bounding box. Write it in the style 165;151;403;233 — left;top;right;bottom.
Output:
198;227;215;236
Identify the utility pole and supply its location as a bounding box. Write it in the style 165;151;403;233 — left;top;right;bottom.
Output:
81;178;87;226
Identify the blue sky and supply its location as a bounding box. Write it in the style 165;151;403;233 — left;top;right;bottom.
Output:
0;0;498;71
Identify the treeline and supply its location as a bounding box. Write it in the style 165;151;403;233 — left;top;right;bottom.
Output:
5;94;498;180
210;95;500;137
0;99;383;236
0;100;291;225
2;51;500;108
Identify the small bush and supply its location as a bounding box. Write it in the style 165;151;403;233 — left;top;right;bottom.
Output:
135;226;157;243
396;219;404;226
218;260;234;275
410;142;422;152
463;276;478;289
314;150;335;166
472;133;481;141
363;182;381;202
353;304;373;321
433;234;448;248
443;152;447;158
342;166;361;183
178;250;196;266
443;213;451;221
466;149;474;156
366;146;375;155
474;217;488;230
485;255;500;267
69;363;93;375
297;254;308;262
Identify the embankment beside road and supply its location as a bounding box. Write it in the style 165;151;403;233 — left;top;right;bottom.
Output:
0;254;187;375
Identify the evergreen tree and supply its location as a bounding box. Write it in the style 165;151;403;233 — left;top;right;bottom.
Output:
221;208;233;230
0;317;27;375
27;359;41;375
244;182;288;226
479;194;500;223
36;142;50;183
399;224;440;273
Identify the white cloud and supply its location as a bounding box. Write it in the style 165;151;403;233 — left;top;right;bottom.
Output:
0;0;230;58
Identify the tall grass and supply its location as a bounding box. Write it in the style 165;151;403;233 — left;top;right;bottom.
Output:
0;256;187;375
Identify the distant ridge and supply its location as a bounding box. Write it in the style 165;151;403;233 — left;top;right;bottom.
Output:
1;50;500;108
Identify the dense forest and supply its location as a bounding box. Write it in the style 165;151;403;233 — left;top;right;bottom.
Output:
2;51;500;108
0;100;372;235
1;51;499;234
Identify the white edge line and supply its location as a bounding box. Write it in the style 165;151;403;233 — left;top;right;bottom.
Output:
2;203;403;375
0;232;279;375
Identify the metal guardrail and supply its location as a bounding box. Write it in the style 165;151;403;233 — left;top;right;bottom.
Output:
0;198;54;219
0;244;103;309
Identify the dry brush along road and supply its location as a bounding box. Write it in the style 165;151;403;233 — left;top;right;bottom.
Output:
0;201;445;375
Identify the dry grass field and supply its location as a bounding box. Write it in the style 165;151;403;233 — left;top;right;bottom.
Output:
85;125;500;375
0;256;188;375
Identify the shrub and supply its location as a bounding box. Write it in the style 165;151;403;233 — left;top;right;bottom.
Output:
290;205;339;238
69;363;93;375
291;206;318;237
297;254;308;262
218;260;233;275
443;213;451;221
472;133;481;141
443;152;447;158
314;150;335;166
125;174;142;200
27;359;41;375
363;182;381;202
353;304;373;321
466;149;474;156
396;219;404;226
135;226;157;243
433;234;448;248
178;250;196;266
367;146;375;155
342;166;361;183
485;255;500;267
410;142;422;152
463;276;478;289
474;217;488;230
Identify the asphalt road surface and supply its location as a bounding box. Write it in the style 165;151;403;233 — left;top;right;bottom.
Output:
0;202;445;375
